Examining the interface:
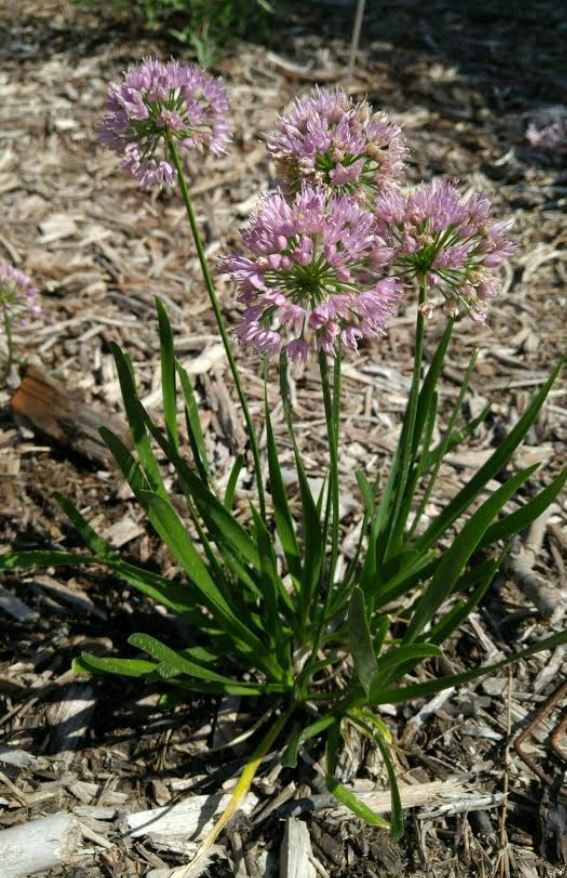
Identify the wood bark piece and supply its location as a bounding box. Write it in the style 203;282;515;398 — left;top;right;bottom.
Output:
45;683;96;761
0;811;82;877
279;818;316;878
125;792;259;841
506;508;566;624
10;365;129;465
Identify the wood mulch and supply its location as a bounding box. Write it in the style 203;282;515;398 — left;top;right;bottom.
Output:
0;1;566;875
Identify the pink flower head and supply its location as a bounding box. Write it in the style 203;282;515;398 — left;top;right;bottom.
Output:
266;87;407;198
222;187;400;361
0;261;41;326
375;178;516;323
98;57;230;190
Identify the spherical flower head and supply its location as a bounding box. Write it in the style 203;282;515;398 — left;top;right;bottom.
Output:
0;261;41;325
222;187;400;361
266;87;407;199
375;178;516;323
98;57;231;190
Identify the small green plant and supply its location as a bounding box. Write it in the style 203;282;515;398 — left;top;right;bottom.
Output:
2;60;565;863
82;0;274;63
0;262;41;383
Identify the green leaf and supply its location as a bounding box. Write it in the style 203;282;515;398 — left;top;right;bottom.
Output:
176;360;210;483
55;493;118;561
348;588;378;695
137;489;264;653
99;426;150;498
368;629;567;705
128;633;269;693
281;714;336;768
409;348;479;538
422;401;492;472
280;353;323;619
425;556;502;646
0;549;95;572
73;652;158;677
111;342;165;494
404;464;539;644
143;413;261;571
479;466;567;549
250;503;293;632
416;361;564;553
354;711;404;842
325;723;389;828
265;398;301;583
410;319;454;464
373;643;442;682
156;297;178;451
224;454;244;509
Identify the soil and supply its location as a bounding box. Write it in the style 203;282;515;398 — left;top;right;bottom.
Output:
0;1;566;876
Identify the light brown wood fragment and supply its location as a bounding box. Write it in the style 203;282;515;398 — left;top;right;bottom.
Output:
279;818;316;878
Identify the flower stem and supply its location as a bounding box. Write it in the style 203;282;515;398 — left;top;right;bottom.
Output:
167;140;266;518
383;280;426;559
0;306;14;384
298;349;341;694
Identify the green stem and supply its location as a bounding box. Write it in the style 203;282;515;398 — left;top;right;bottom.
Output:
167;140;266;519
383;281;426;559
298;350;341;693
1;307;14;384
408;347;479;538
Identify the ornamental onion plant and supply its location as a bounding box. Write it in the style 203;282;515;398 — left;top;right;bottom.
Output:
2;59;566;863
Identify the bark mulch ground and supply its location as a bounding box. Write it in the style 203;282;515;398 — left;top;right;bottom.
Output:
0;1;566;875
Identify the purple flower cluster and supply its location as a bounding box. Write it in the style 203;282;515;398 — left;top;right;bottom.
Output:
222;188;399;360
374;179;516;322
97;62;515;358
266;87;406;198
98;57;230;190
0;261;41;324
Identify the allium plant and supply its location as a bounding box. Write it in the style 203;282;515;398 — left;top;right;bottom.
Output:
3;67;566;858
0;261;41;382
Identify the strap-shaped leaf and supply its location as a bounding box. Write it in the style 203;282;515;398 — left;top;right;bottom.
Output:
249;505;291;646
265;399;301;583
425;556;502;646
74;653;158;677
353;717;404;841
156;298;178;451
137;489;264;653
367;643;443;694
176;360;210;483
368;628;567;705
224;454;244;509
280;352;323;620
410;348;479;537
479;465;567;549
129;633;268;692
348;587;378;695
99;426;151;497
325;723;389;828
416;361;563;553
111;342;165;494
55;492;118;560
143;412;261;570
404;464;539;644
281;713;336;768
